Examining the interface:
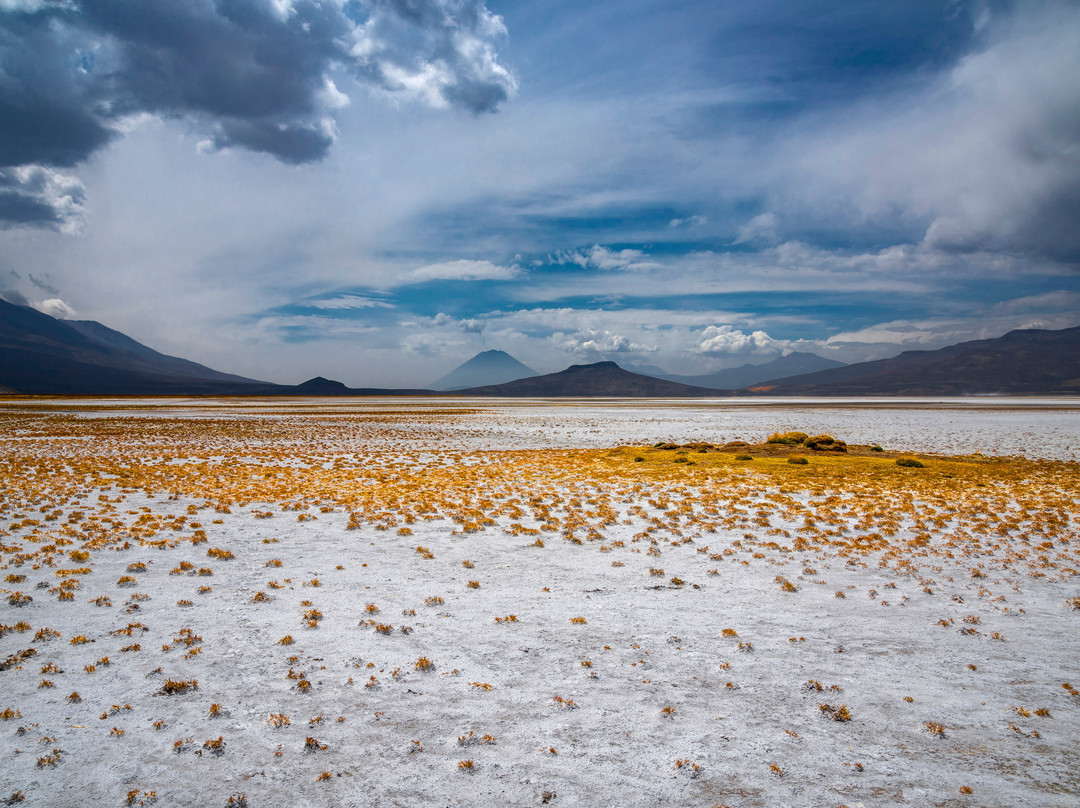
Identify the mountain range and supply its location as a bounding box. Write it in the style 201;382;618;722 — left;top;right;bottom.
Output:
748;325;1080;396
0;297;263;395
2;297;1078;396
648;352;847;389
0;297;429;396
461;328;1078;397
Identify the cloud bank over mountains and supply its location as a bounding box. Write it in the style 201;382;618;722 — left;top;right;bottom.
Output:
1;0;1078;386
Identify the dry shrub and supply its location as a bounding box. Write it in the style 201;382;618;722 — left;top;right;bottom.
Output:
766;431;809;445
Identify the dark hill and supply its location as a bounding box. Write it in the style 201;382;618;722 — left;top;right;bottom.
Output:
271;377;435;396
748;325;1080;395
294;376;352;395
430;349;537;390
458;361;727;397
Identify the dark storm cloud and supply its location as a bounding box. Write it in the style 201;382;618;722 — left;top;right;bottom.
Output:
207;117;337;165
0;0;515;223
0;9;117;168
0;165;85;232
0;188;67;226
73;0;354;162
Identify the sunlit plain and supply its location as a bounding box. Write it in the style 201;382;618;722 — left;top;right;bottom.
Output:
0;398;1078;807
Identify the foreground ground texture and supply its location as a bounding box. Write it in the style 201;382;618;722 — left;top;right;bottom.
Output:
1;400;1078;807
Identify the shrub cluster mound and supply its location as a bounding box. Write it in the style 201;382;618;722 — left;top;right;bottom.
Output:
655;434;853;455
649;431;886;464
654;441;719;453
896;457;925;468
766;431;809;446
767;431;848;452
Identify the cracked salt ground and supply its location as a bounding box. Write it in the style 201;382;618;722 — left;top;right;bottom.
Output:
0;398;1078;807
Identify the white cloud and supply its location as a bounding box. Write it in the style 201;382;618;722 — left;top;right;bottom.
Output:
551;245;662;272
432;312;484;332
987;291;1080;316
733;212;779;245
32;298;76;319
824;322;948;348
587;246;644;270
777;1;1080;260
485;306;749;333
317;77;351;111
557;328;656;355
0;0;70;10
349;0;517;112
376;62;456;109
825;303;1080;351
510;241;948;305
408;259;521;282
304;294;394;310
249;313;379;339
668;214;707;229
696;325;786;357
402;332;462;356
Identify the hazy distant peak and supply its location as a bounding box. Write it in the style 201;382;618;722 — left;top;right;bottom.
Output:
430;350;537;391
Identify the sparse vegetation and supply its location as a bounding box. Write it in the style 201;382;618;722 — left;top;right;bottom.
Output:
896;457;924;468
0;408;1076;805
819;703;852;721
415;656;435;672
160;679;198;695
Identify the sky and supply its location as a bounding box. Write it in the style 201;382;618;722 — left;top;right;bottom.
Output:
1;0;1079;387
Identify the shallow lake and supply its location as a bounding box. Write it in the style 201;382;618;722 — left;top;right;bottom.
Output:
3;396;1077;460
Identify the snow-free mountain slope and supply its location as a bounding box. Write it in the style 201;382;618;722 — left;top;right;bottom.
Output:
658;352;847;390
751;326;1080;395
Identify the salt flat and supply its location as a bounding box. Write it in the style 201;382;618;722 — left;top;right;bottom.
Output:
1;399;1078;807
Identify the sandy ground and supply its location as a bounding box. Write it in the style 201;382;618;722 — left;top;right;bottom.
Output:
1;399;1078;807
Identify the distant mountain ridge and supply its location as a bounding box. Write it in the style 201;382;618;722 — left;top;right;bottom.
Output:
430;350;537;390
3;296;1077;396
0;297;271;395
65;319;256;384
0;298;434;395
458;361;726;397
655;352;847;389
748;326;1080;395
